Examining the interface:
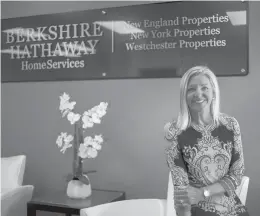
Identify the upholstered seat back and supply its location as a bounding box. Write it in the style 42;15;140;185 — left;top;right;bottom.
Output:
1;155;26;189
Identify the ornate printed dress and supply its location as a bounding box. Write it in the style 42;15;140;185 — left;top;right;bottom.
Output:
164;113;249;216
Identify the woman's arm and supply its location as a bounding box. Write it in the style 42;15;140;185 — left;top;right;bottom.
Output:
202;182;225;196
187;183;225;205
217;116;245;196
188;116;245;203
164;121;191;216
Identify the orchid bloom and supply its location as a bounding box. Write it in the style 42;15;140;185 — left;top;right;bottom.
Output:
56;92;108;160
67;111;81;125
56;132;74;154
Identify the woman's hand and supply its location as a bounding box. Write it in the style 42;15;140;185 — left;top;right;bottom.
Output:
174;188;192;216
174;187;190;207
187;186;204;205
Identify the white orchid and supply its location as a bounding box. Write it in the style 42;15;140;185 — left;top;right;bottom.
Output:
56;132;74;154
61;102;76;117
87;148;98;158
61;92;70;100
78;134;104;158
56;133;64;147
84;136;95;145
94;103;107;118
78;144;90;159
90;106;98;114
94;135;103;144
82;114;94;129
59;92;70;106
78;144;98;159
99;102;108;113
96;110;106;118
92;142;102;151
83;111;90;116
56;92;108;160
67;111;81;124
64;134;74;144
60;142;73;154
59;92;76;117
91;113;101;124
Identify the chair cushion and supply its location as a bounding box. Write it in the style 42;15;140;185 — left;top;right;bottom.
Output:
1;155;26;189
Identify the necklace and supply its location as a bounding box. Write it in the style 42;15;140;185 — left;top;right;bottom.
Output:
190;121;215;134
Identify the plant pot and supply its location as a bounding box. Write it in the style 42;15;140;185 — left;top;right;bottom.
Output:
66;122;92;199
66;175;92;199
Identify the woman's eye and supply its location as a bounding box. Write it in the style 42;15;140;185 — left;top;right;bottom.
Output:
202;86;208;90
188;88;195;92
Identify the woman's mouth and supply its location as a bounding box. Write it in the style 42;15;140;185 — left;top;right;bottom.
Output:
194;100;205;104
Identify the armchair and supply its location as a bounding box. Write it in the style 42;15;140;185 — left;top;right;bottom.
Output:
80;199;166;216
79;173;249;216
1;155;34;216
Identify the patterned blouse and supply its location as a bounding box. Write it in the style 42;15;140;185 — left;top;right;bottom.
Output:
164;113;249;216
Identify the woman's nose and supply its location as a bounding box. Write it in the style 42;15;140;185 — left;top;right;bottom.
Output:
194;88;203;98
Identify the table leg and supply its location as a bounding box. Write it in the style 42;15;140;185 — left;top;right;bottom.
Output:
27;203;36;216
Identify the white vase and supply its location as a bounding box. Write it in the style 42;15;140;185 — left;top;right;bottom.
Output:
66;174;92;199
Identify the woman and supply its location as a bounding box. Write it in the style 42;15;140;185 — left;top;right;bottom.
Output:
164;66;249;216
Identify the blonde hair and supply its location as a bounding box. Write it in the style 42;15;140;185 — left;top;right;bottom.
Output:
176;66;220;130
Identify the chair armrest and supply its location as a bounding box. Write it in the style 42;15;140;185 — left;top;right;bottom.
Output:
80;202;111;216
159;199;167;216
80;199;167;216
1;185;34;216
166;172;177;216
235;176;249;205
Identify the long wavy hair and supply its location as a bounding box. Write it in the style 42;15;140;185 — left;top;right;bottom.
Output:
176;66;221;131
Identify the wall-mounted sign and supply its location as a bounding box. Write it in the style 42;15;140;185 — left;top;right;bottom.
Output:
1;1;249;82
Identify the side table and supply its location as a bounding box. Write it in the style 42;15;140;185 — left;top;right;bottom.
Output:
27;189;126;216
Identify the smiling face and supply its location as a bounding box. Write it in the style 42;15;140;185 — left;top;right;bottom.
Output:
186;74;214;114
